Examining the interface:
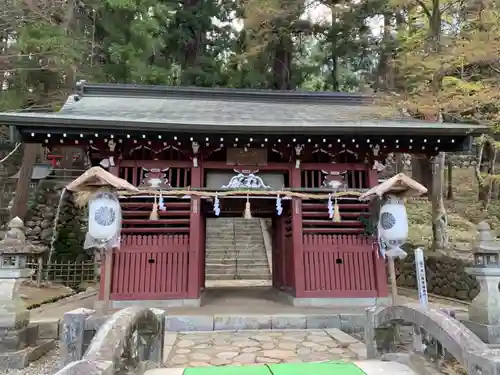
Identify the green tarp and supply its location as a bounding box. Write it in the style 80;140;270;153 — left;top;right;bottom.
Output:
183;361;367;375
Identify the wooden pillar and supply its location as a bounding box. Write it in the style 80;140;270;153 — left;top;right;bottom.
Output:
368;167;389;297
290;168;305;297
187;165;202;298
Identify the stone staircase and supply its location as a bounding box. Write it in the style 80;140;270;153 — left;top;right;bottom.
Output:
205;218;271;281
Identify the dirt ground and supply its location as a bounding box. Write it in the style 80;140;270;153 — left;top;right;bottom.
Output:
21;282;75;309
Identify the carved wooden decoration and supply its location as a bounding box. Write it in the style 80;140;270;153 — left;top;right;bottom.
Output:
322;170;346;189
139;168;171;188
227;148;267;166
222;169;270;189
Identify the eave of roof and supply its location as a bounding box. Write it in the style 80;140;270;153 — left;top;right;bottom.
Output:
0;81;490;137
0;112;488;136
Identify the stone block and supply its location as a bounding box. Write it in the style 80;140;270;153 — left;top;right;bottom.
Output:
60;307;95;368
0;325;38;351
213;314;272;330
467;349;500;375
35;319;60;339
462;319;500;344
348;342;367;359
0;339;55;369
57;359;114;375
325;328;359;345
341;313;365;332
306;314;341;329
166;315;214;332
0;309;29;329
149;308;166;365
271;314;306;329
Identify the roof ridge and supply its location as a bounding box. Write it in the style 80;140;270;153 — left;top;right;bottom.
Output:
74;80;373;105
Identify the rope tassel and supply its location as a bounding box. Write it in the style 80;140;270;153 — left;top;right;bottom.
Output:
333;194;341;222
243;195;252;219
150;194;159;220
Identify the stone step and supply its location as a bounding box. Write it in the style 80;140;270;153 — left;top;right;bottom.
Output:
205;265;270;273
206;233;262;237
206;243;266;248
205;273;271;280
205;248;266;253
206;239;264;245
206;255;267;261
206;267;270;274
205;259;269;266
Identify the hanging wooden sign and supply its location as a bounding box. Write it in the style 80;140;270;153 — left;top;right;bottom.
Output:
227;148;267;166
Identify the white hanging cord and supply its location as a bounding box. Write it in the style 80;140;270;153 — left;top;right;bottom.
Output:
214;193;220;216
0;142;21;164
276;194;283;216
327;193;334;219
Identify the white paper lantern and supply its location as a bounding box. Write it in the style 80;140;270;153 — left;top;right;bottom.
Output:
378;196;408;259
84;192;122;249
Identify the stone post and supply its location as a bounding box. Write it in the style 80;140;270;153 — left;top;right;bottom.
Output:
463;222;500;343
0;217;46;368
148;308;166;365
60;308;95;368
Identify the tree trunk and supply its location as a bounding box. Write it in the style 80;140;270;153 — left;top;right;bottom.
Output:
11;143;39;220
431;152;448;251
446;159;453;199
483;148;497;210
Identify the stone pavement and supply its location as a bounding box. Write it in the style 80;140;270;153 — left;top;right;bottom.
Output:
163;328;367;367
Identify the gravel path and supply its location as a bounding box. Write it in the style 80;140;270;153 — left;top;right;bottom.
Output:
0;345;60;375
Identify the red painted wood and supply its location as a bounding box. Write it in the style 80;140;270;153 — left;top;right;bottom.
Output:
302;220;363;226
301;234;381;297
301;163;367;171
122;219;190;225
302;203;369;210
106;234;190;300
120;202;190;209
202;161;290;171
302;228;365;234
188;165;203;298
122;210;190;217
121;227;190;233
302;212;370;218
120;160;192;168
290;168;305;297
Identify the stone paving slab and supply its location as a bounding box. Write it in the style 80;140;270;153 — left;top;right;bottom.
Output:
164;329;367;368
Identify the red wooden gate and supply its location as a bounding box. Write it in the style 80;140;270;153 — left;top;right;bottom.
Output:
302;234;383;297
109;234;190;300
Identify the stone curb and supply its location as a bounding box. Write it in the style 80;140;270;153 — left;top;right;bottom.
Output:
165;313;365;332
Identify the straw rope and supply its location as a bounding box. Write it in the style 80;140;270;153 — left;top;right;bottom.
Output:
117;189;363;200
73;188;364;207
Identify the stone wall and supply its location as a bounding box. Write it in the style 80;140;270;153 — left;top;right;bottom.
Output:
382;152;477;176
395;248;479;301
23;182;87;260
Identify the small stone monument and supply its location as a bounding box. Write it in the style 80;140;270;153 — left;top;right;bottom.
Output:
463;221;500;344
0;217;53;368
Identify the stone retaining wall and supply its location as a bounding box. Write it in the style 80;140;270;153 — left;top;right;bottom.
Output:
395;249;479;301
382;152;477;176
23;182;86;260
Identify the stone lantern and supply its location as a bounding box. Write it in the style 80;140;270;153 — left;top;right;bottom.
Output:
0;217;44;366
471;221;500;268
463;221;500;344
